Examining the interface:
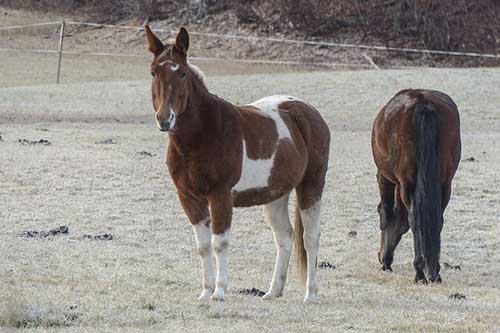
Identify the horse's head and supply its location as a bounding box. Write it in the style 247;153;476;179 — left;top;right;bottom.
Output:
145;26;190;132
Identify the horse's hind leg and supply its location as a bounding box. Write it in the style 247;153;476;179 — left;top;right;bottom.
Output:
262;193;293;299
296;178;325;303
400;183;427;284
377;172;409;271
425;181;452;283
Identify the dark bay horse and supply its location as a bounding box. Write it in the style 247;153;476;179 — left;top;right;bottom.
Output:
372;89;461;283
145;26;330;302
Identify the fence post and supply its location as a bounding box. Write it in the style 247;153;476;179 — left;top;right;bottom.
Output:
362;53;380;70
56;20;65;84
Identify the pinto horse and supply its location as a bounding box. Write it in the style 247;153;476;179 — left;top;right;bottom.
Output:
145;26;330;302
372;89;461;283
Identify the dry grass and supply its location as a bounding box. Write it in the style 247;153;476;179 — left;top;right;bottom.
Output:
1;68;500;331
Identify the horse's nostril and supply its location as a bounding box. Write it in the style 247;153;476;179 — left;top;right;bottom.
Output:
157;120;171;131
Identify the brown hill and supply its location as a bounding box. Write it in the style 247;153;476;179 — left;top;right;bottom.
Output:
3;0;500;67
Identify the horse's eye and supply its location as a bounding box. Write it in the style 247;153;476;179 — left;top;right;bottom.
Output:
151;71;156;77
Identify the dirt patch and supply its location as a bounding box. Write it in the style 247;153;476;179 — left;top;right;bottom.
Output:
443;262;461;270
20;226;69;238
318;261;336;270
82;233;113;241
18;139;51;145
137;151;155;157
95;138;116;144
449;293;466;300
238;288;266;297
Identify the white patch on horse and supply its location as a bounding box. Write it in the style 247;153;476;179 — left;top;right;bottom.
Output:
233;144;274;191
233;95;296;192
262;194;293;300
192;217;214;300
158;62;178;72
168;107;176;130
211;229;230;301
384;94;415;119
299;201;321;303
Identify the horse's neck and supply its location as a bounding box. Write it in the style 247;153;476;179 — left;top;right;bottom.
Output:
168;82;229;154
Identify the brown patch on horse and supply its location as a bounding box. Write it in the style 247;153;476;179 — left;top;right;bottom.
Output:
279;100;330;209
237;106;279;160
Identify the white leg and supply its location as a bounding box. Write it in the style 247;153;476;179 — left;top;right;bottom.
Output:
211;229;230;301
300;201;321;303
262;194;293;300
192;218;214;300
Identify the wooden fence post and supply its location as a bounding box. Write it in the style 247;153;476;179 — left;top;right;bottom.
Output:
56;20;65;84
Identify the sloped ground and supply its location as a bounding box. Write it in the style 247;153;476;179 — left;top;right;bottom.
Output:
1;4;499;78
1;68;499;331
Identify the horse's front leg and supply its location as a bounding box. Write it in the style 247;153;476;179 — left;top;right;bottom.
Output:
178;193;214;300
208;187;233;301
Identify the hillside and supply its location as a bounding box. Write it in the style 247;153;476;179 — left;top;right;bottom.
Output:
2;1;500;68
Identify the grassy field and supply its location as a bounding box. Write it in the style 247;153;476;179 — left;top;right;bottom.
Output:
1;68;500;331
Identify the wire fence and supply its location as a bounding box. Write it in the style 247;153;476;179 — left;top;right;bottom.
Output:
1;20;499;84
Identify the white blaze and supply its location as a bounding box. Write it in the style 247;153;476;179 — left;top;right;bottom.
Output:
168;107;176;130
233;95;296;192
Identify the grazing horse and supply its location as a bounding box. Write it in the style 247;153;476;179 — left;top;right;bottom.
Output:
145;26;330;302
372;89;461;283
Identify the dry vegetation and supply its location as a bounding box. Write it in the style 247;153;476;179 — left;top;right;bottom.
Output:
1;66;500;331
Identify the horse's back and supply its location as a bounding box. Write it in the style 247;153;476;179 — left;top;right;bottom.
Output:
372;89;461;184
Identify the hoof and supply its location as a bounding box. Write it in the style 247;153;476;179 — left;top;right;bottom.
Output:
414;273;428;285
262;290;282;300
303;288;318;303
198;289;213;301
430;275;442;283
303;294;318;303
381;264;393;272
210;288;225;302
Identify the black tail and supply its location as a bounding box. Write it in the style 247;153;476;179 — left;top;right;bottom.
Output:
412;102;443;277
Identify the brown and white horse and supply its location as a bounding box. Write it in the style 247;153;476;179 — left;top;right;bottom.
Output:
145;26;330;302
372;89;461;283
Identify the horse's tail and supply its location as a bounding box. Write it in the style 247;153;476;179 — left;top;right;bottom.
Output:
295;204;307;287
412;102;443;274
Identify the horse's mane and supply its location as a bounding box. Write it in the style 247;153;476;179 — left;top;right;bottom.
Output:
187;61;207;90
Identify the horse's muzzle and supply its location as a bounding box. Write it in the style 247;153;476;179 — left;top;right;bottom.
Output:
156;111;176;132
157;121;171;132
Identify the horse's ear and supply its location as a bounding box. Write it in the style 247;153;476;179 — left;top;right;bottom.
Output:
145;25;164;56
174;27;189;56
